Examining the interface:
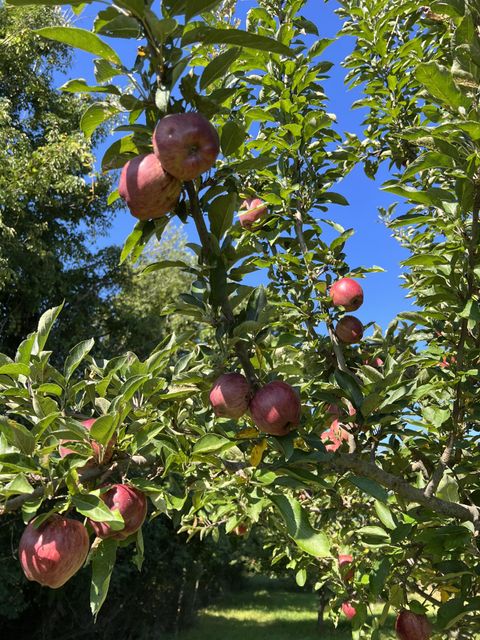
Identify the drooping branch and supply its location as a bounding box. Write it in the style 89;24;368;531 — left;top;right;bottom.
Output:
0;455;149;516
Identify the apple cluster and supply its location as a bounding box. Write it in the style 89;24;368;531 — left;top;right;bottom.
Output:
18;420;148;589
330;277;365;345
119;112;220;220
209;373;301;436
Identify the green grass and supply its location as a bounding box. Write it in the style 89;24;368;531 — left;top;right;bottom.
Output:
167;586;397;640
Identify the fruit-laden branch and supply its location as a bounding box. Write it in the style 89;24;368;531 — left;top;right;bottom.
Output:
292;209;361;383
425;193;480;499
329;452;480;526
0;455;149;516
185;181;259;388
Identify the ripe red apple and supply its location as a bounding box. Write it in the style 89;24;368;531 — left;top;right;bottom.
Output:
395;610;432;640
19;515;89;589
341;602;357;620
335;315;364;344
118;153;181;220
209;373;251;420
59;419;116;464
364;356;384;368
330;278;364;311
326;401;356;425
89;484;147;540
238;197;267;229
153;112;220;181
338;553;354;581
234;523;248;536
321;420;349;452
250;380;301;436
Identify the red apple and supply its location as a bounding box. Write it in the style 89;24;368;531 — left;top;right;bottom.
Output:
153;112;220;181
338;553;354;581
321;420;349;452
118;153;181;220
330;278;364;311
341;602;357;620
209;373;251;420
250;380;301;436
89;484;147;540
238;197;267;229
364;356;384;368
395;610;432;640
335;315;364;344
19;515;89;589
326;401;356;425
59;419;116;464
234;523;248;536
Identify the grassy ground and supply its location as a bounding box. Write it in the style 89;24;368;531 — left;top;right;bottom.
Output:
167;584;398;640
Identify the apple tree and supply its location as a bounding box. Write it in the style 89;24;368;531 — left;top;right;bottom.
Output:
1;0;480;638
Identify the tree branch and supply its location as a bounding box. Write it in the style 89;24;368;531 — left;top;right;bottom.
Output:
185;181;259;388
425;195;480;498
0;455;149;516
328;452;479;526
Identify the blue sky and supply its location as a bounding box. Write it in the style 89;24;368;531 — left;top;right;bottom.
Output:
63;0;414;331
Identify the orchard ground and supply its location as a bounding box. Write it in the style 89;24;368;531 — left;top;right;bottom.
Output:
166;579;411;640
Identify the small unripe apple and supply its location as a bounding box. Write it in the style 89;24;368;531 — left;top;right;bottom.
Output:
321;420;349;452
19;515;90;589
395;610;432;640
209;373;251;420
119;153;182;220
89;484;147;540
330;278;364;311
335;315;364;344
153;112;220;180
341;602;357;620
59;419;116;464
238;198;267;229
338;554;354;581
250;381;301;436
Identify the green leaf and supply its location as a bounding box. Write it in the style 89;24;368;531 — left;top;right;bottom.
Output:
89;415;116;447
348;476;388;503
7;0;86;4
182;27;294;58
33;304;63;354
270;494;331;557
416;62;471;110
64;338;94;382
71;493;125;530
0;453;39;473
3;474;34;497
60;79;120;94
193;434;232;454
208;193;237;239
35;27;121;65
0;363;30;377
334;370;363;409
80;102;118;139
200;47;240;90
374;500;396;530
0;417;35;455
221;121;246;156
184;0;223;20
369;557;390;598
120;220;156;265
90;538;118;620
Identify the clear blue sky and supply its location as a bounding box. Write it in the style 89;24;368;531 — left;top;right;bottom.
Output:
63;0;414;331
